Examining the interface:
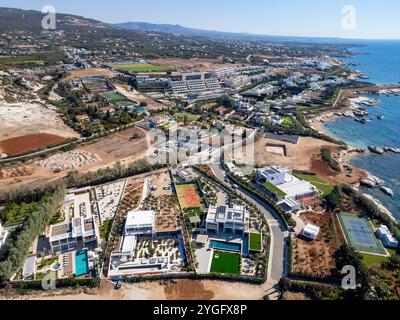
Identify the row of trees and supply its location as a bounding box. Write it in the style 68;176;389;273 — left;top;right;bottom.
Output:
0;185;66;281
0;159;166;205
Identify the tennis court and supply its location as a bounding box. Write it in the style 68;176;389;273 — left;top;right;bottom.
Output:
338;213;386;255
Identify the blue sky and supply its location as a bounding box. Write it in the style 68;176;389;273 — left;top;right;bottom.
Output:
1;0;400;39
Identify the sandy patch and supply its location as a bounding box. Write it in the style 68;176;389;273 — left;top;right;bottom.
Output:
0;102;79;141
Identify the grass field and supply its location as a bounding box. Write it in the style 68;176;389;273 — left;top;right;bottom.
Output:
281;117;294;127
249;233;262;251
263;182;286;197
114;64;176;73
362;248;397;267
0;51;65;65
100;91;127;102
361;253;388;267
293;172;334;196
173;112;201;123
176;184;203;209
210;251;240;274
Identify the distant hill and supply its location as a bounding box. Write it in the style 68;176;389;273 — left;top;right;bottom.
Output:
0;7;109;32
113;21;352;44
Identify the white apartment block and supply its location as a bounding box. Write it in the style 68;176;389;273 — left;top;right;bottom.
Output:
206;205;249;236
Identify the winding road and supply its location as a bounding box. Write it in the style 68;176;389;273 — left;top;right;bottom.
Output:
209;163;290;299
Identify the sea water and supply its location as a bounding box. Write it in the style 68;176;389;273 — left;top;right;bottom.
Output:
324;40;400;221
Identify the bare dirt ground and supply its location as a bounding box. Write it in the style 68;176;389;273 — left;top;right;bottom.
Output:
149;58;237;73
5;279;266;300
254;136;365;185
0;133;67;156
81;127;149;165
65;68;119;80
292;212;338;278
0;102;79;141
0;127;150;191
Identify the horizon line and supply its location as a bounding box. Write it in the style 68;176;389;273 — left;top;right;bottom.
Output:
2;6;400;42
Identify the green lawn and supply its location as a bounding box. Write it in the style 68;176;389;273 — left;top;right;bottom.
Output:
114;64;175;73
174;112;201;123
361;253;388;267
249;233;262;251
263;182;286;197
293;172;334;196
99;219;113;240
100;92;127;102
210;251;240;274
0;51;65;65
281;117;294;127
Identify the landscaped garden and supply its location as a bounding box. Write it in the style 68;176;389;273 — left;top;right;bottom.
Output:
249;232;262;252
263;182;286;198
293;172;334;196
210;251;240;275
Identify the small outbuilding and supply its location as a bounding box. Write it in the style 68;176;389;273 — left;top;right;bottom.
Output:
301;223;320;241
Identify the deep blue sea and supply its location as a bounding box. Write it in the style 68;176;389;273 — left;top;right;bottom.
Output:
324;40;400;221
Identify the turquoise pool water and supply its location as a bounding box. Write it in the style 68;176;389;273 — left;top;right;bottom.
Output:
75;250;89;276
209;240;241;252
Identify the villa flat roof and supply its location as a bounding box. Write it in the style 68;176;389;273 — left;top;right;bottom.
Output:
278;177;315;197
126;210;155;227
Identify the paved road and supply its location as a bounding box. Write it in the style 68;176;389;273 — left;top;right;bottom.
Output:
210;164;289;284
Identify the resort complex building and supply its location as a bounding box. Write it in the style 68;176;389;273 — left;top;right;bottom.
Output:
49;217;99;254
256;166;318;208
0;221;8;250
170;72;223;97
206;205;249;236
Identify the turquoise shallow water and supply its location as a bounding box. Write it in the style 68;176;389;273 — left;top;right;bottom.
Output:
324;41;400;221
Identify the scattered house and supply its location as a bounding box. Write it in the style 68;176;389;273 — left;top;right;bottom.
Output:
301;223;320;240
376;225;399;248
22;255;37;280
124;210;156;237
206;205;249;236
75;114;90;124
97;106;115;114
49;217;98;254
0;221;9;250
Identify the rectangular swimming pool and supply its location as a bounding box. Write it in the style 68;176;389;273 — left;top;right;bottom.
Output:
75;250;89;276
209;240;241;253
